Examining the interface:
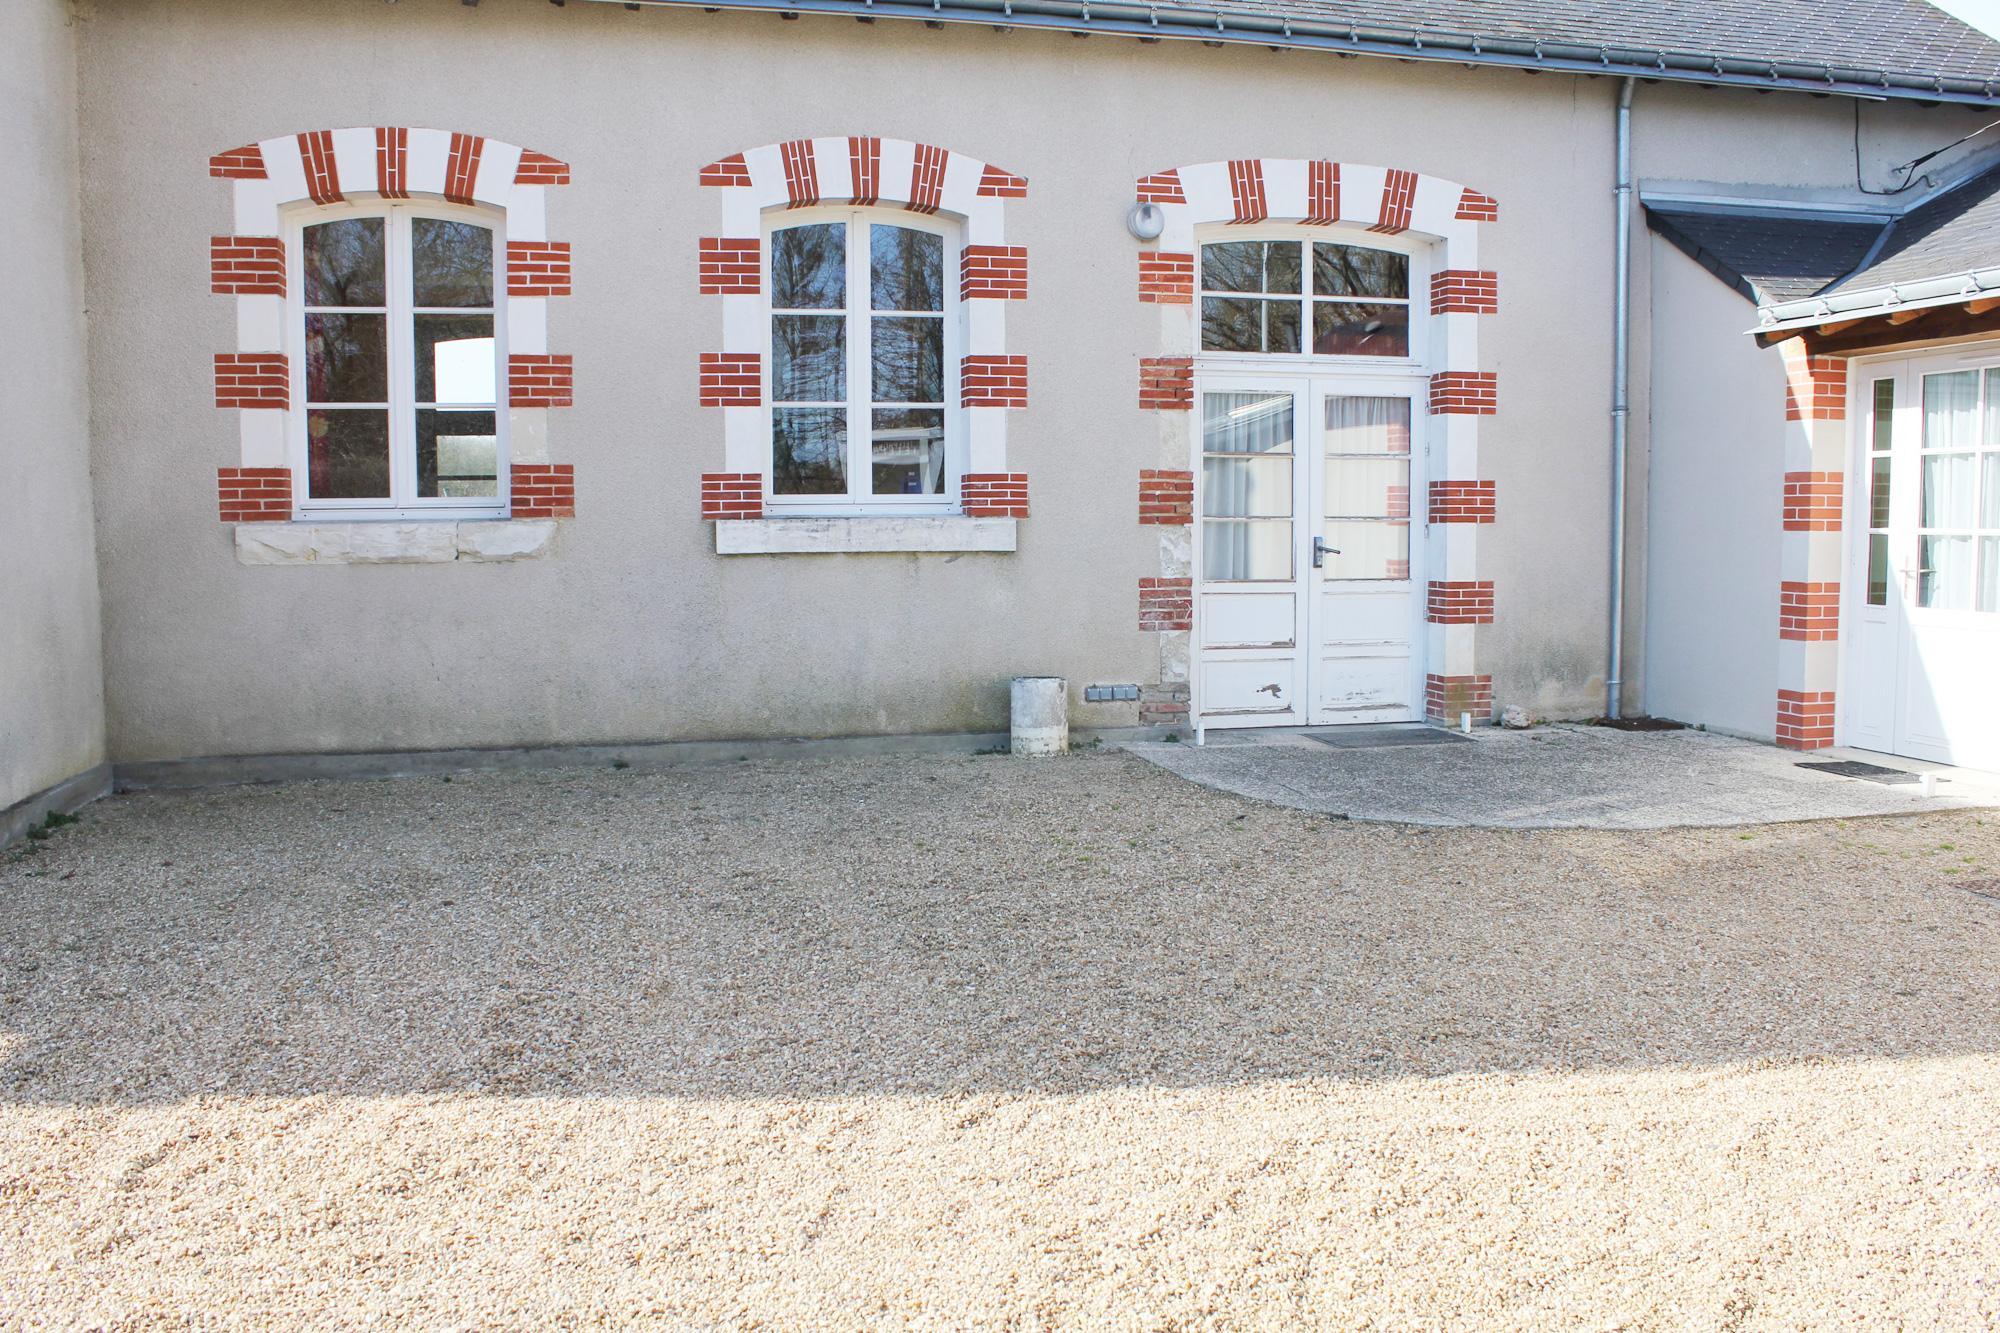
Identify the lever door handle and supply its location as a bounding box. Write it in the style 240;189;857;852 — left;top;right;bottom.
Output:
1312;537;1341;569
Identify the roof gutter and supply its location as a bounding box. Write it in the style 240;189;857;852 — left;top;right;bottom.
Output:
583;0;2000;106
1757;267;2000;333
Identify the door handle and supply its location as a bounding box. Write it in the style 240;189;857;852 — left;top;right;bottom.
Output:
1312;537;1341;569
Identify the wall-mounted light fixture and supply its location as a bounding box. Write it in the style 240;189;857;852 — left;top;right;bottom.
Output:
1126;201;1165;241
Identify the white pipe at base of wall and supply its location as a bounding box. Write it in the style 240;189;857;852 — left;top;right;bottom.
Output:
1009;676;1069;756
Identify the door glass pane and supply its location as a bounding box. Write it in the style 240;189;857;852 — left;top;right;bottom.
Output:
1922;453;1978;528
306;409;389;499
1867;533;1890;606
303;218;385;307
1983;453;2000;527
1324;396;1411;452
773;407;846;495
418;409;498;498
414;314;495;404
410;218;492;307
870;226;942;311
870;316;943;402
1203;392;1294;453
772;315;845;401
1312;243;1407;299
1203;457;1293;517
1869;455;1892;529
871;408;945;495
1923;370;1980;450
1872;378;1895;450
1321;520;1410;581
771;224;846;309
1203;519;1291;581
1920;534;1975;609
1313;302;1409;356
1325;458;1409;518
304;313;387;402
1983;537;1999;613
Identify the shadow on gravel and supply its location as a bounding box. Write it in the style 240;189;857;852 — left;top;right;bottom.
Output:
2;751;1996;1104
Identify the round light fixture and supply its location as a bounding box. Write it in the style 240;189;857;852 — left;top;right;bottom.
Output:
1126;201;1166;241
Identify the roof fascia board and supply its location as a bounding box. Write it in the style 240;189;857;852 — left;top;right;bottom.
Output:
586;0;2000;106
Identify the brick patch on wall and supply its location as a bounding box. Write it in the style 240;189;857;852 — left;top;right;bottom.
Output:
1138;251;1195;304
1428;580;1496;624
1431;269;1500;315
698;153;751;187
1139;469;1194;524
961;472;1029;517
1425;673;1493;722
977;164;1029;198
1784;352;1848;422
210;236;285;297
217;467;292;523
1139;683;1191;726
1139;356;1194;410
1428;479;1497;523
1776;689;1836;751
214;353;289;409
961;245;1028;300
1779;581;1841;641
508;354;573;408
208;143;267;179
507;241;572;297
1136;170;1186;204
1429;371;1498;416
698;237;760;295
961;355;1028;407
1782;471;1843;531
1138;577;1193;631
511;464;575;519
1455;188;1499;222
699;352;760;407
514;149;571;185
701;472;763;520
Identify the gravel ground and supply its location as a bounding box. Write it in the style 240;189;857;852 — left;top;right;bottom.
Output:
1;750;1997;1330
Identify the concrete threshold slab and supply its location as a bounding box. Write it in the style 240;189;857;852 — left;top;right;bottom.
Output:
1122;723;2000;829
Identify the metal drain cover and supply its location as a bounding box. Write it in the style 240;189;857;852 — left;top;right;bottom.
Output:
1796;760;1925;785
1305;726;1470;750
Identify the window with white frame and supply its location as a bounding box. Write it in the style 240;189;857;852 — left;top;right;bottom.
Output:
1199;238;1412;357
767;209;961;510
293;203;506;517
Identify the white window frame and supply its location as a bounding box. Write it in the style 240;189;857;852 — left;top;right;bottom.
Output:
762;205;966;517
285;198;510;522
1193;225;1430;371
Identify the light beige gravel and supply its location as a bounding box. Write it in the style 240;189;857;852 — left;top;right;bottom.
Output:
1;750;1997;1331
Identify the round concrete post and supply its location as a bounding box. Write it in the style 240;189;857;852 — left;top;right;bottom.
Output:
1010;677;1068;756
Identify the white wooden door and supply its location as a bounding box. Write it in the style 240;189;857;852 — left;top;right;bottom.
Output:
1844;354;2000;769
1193;375;1426;728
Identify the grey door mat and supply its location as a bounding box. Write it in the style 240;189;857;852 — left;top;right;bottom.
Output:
1796;759;1925;785
1303;726;1471;749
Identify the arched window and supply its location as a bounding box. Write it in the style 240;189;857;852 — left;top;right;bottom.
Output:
765;207;962;510
291;201;506;517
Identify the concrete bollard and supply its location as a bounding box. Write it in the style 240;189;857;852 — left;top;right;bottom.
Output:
1010;677;1069;756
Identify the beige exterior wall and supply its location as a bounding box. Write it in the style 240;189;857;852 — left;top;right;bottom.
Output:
67;0;1999;760
1;0;106;809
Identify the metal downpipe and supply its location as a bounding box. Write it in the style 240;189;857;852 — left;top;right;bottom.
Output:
1607;77;1635;719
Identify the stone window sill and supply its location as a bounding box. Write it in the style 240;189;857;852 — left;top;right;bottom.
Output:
715;516;1018;555
234;520;558;565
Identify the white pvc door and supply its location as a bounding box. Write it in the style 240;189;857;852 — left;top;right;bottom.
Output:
1845;356;2000;769
1194;376;1425;727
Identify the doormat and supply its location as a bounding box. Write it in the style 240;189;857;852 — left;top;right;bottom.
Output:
1795;760;1925;785
1305;726;1470;749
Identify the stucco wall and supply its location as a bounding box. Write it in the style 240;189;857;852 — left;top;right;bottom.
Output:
1;0;106;810
1640;239;1787;736
68;0;1994;760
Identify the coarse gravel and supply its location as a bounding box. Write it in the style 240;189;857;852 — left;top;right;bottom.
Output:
1;749;1997;1330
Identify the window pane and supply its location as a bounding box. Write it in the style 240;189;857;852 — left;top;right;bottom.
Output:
1324;396;1411;453
306;409;389;499
1313;301;1409;356
1982;537;1999;613
1872;378;1895;452
1203;456;1293;517
1870;455;1892;530
1203;391;1294;454
303;218;385;307
1321;520;1410;580
1203;518;1292;580
1867;533;1889;606
417;410;498;498
772;314;845;402
871;316;943;402
1200;241;1298;294
305;313;387;403
414;314;496;405
870;408;945;495
1920;534;1975;609
1984;453;2000;527
870;226;942;312
773;407;846;495
1922;453;1978;528
1313;243;1407;299
1325;458;1409;519
1202;297;1266;352
411;218;493;307
772;224;845;309
1923;371;1980;450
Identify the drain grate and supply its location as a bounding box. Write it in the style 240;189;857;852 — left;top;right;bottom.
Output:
1305;726;1470;750
1796;759;1925;785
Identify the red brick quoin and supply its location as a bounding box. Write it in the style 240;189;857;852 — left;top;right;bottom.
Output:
961;355;1028;408
1138;252;1195;304
1430;270;1499;315
961;473;1029;518
960;246;1028;300
1428;480;1497;523
508;354;573;409
1426;674;1493;722
1429;371;1498;416
1782;472;1843;531
216;467;292;522
699;353;761;407
698;238;760;295
506;242;572;298
510;464;575;519
214;353;289;409
1779;582;1841;642
1776;689;1836;751
701;472;763;520
1138;578;1193;631
1428;581;1496;625
1139;357;1194;410
210;237;285;297
1784;353;1848;422
1139;470;1194;525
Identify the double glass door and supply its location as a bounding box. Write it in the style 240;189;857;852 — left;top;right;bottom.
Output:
1195;375;1426;727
